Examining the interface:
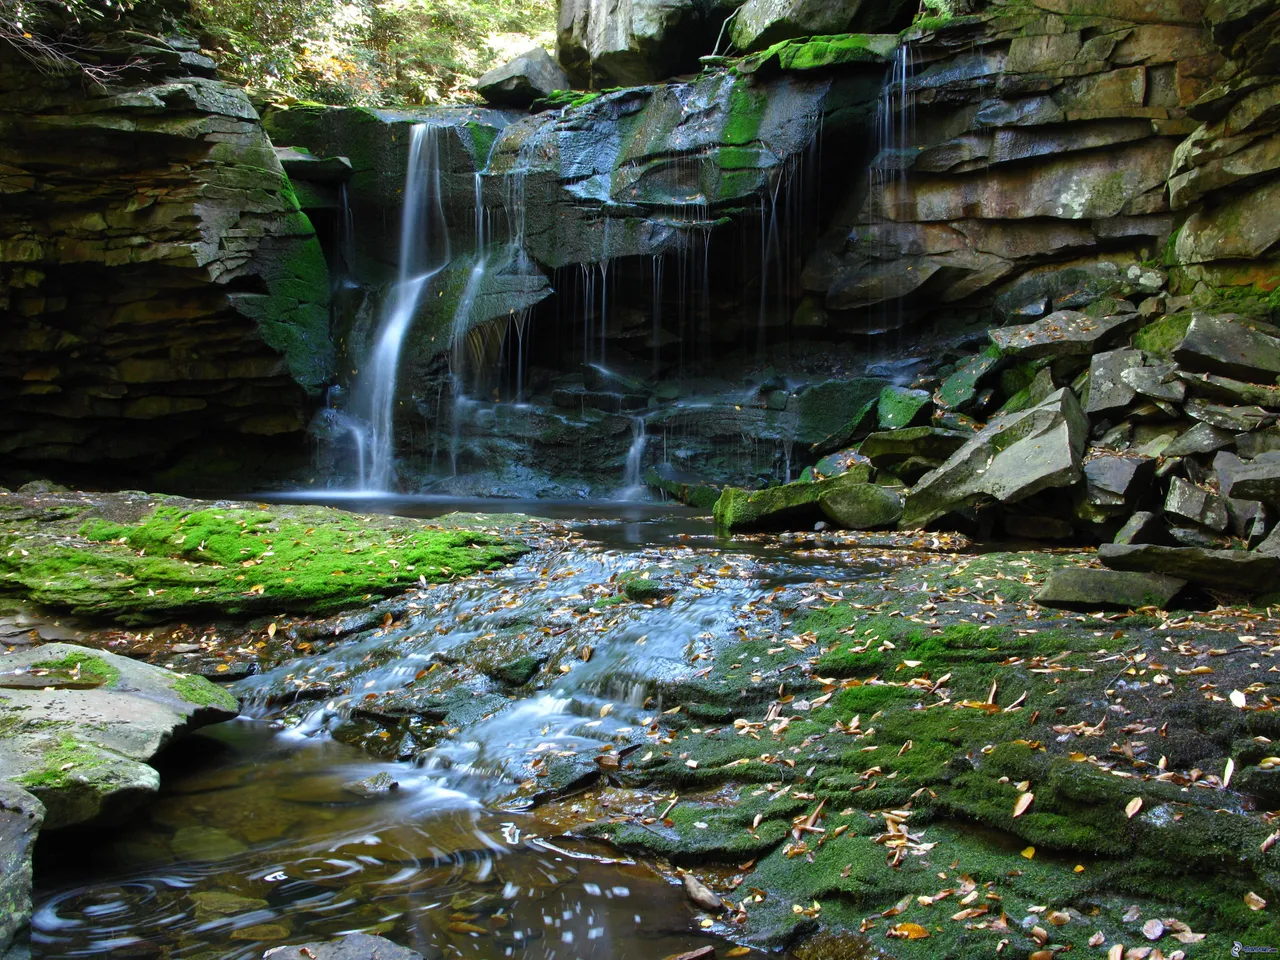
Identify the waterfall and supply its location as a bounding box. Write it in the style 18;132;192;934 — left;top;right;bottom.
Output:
618;416;649;500
357;123;450;492
869;43;916;337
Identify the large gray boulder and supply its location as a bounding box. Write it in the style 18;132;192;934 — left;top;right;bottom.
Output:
901;388;1088;528
557;0;740;87
1099;542;1280;592
818;482;903;529
990;310;1139;360
0;643;239;830
730;0;912;52
1173;314;1280;383
475;47;571;106
1035;567;1185;611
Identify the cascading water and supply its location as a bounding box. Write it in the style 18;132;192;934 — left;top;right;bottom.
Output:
618;416;649;500
355;123;450;491
869;42;916;338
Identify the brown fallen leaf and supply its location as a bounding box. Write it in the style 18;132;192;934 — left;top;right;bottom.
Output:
1142;918;1165;941
1108;945;1124;960
1245;891;1267;911
1089;931;1106;947
1125;797;1143;819
1013;792;1034;818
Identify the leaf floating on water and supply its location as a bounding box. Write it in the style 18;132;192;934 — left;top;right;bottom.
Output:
1245;891;1267;911
724;950;751;958
266;622;277;639
1125;797;1143;819
1013;792;1034;818
599;703;613;718
682;873;723;913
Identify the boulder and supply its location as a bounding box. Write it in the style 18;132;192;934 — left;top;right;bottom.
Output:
1085;349;1142;414
266;933;425;960
557;0;735;87
1173;314;1280;382
644;465;722;509
1178;371;1280;407
1165;477;1229;531
1185;398;1272;432
936;347;1004;412
0;783;42;955
582;363;649;395
813;448;873;481
1226;453;1280;504
1120;363;1187;403
1078;454;1155;520
901;388;1088;529
0;643;238;829
991;311;1139;360
475;47;571;107
858;427;970;468
1238;426;1280;459
730;0;913;51
713;479;825;530
818;482;903;530
1099;542;1280;592
1034;567;1185;611
1114;510;1173;545
1161;422;1237;457
877;386;932;430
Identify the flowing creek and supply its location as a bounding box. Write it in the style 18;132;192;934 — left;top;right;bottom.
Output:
29;500;907;959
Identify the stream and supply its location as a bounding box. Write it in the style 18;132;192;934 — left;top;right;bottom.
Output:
29;499;905;959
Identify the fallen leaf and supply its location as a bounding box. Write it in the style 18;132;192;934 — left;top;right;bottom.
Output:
1013;792;1034;818
682;873;722;913
1230;689;1247;709
887;922;930;940
1223;757;1235;788
1245;891;1267;911
1089;931;1106;947
1021;846;1035;859
1125;797;1143;819
1142;918;1164;941
1108;945;1124;960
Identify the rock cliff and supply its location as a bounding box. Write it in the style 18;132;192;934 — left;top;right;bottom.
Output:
0;32;333;490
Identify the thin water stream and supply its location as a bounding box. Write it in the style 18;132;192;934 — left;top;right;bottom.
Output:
30;504;900;959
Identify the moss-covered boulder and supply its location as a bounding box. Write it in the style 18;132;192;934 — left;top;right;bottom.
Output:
0;490;530;625
817;480;903;529
0;643;238;829
713;478;825;531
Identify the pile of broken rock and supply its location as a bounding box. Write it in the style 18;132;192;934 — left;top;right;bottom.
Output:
714;266;1280;604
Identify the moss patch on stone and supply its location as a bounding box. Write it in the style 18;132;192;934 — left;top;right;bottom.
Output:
30;651;119;688
0;493;529;624
172;674;240;712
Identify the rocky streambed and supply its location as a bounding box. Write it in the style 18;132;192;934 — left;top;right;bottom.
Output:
2;488;1278;959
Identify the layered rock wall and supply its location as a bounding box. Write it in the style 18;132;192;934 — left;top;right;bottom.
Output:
0;34;333;489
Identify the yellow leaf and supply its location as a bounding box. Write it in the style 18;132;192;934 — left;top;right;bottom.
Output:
1125;797;1142;819
1021;846;1035;859
267;622;277;639
725;949;750;957
1013;792;1034;818
1074;864;1085;873
888;922;930;940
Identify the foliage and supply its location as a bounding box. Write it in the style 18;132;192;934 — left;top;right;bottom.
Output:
0;0;139;80
189;0;556;104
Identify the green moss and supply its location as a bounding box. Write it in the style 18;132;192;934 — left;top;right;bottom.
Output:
1;501;527;624
31;651;120;688
1133;313;1192;357
17;735;106;790
172;674;240;712
722;83;768;146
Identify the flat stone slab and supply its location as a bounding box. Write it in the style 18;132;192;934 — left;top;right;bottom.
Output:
991;310;1137;359
0;782;42;954
1173;314;1280;383
1035;567;1185;611
0;643;239;829
1099;542;1280;592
